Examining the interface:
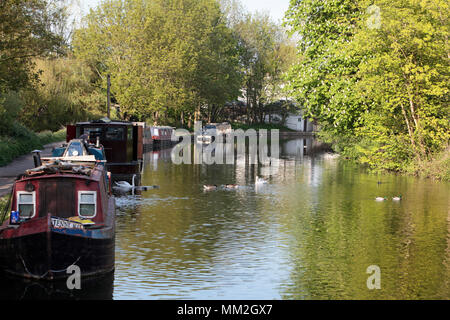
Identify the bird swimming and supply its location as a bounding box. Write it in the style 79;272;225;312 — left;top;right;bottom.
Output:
203;185;217;191
224;184;238;189
113;174;159;194
375;197;387;201
392;195;402;201
255;176;267;185
113;174;136;193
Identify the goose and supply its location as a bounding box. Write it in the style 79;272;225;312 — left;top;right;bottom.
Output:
375;197;387;201
255;176;268;185
392;195;402;201
203;185;217;191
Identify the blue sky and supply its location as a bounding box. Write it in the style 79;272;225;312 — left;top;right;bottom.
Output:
80;0;291;22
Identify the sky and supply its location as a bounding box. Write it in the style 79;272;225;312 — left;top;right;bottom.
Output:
79;0;291;23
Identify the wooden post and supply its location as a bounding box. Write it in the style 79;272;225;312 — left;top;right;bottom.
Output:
107;74;111;119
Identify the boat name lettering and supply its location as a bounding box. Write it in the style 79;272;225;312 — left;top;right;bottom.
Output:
51;218;84;230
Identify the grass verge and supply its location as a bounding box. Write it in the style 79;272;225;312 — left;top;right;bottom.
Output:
0;125;66;167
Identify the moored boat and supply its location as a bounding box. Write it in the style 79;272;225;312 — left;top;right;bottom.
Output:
0;154;115;280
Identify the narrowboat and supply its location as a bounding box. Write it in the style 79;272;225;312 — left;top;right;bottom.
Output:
51;138;106;162
196;122;232;144
147;126;177;149
66;118;145;182
0;153;115;280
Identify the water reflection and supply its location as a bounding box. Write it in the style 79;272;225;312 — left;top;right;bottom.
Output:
112;137;449;299
0;272;114;300
1;137;448;300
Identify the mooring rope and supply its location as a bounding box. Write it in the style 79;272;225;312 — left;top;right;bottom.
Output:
20;255;82;279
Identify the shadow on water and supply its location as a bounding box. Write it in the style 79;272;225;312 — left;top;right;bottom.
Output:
0;271;114;300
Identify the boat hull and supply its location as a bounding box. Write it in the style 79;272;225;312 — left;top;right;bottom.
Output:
0;214;115;281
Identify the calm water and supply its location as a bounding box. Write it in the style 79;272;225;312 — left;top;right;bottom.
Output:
1;138;449;299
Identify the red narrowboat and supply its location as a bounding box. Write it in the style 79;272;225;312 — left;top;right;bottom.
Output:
146;126;177;149
0;156;115;280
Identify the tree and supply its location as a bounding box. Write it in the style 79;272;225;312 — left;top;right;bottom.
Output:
351;0;449;170
0;0;64;91
284;0;362;135
234;12;296;124
73;0;242;127
285;0;449;173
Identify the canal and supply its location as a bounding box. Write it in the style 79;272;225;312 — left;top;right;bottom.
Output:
1;137;448;299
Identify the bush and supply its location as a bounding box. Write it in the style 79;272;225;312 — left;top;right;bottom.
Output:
0;124;66;167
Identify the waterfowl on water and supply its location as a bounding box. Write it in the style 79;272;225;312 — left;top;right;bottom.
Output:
113;174;136;193
224;184;239;189
255;176;268;185
375;197;387;201
392;195;402;201
203;185;217;191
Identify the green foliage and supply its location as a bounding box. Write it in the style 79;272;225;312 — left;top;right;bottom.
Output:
234;12;297;124
73;0;243;125
0;91;26;135
0;124;65;166
19;57;104;131
284;0;363;135
0;0;64;91
285;0;450;178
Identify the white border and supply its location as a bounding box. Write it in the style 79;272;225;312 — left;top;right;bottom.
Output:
78;191;97;218
16;191;36;219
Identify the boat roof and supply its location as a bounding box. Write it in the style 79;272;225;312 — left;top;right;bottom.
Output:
19;158;104;181
42;155;98;162
76;121;134;126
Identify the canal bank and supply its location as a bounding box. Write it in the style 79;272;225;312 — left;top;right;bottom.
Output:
0;141;65;197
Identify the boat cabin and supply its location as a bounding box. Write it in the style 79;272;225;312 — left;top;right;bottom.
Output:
66;118;144;177
0;157;115;280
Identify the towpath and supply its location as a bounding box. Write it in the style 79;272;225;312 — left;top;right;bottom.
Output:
0;141;64;197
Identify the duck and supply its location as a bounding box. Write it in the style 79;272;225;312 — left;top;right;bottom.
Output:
392;195;402;201
255;176;268;185
224;184;239;189
375;197;387;201
203;185;217;191
136;185;160;191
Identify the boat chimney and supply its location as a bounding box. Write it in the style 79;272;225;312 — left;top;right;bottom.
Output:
32;150;42;168
96;136;100;148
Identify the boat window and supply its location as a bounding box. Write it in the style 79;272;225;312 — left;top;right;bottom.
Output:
83;127;102;138
65;141;85;157
78;191;97;218
128;127;133;141
153;128;159;136
105;127;125;141
17;191;36;219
